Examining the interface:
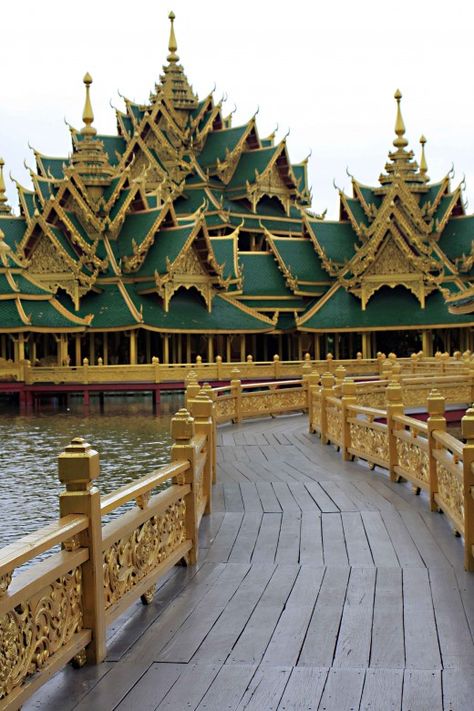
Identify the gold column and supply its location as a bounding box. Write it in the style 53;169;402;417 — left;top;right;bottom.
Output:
18;333;25;362
263;335;268;362
314;334;321;360
422;330;432;357
177;334;182;363
278;334;283;359
362;332;371;359
31;338;37;364
163;334;170;364
129;330;137;365
240;334;245;362
207;335;214;363
75;335;82;365
103;333;108;365
89;333;95;365
297;334;303;361
226;336;232;363
145;331;151;363
252;334;257;360
334;334;340;360
186;334;191;363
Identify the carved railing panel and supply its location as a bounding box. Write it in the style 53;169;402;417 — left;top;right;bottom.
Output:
326;398;343;446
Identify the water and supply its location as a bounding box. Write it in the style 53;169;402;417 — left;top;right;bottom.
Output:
0;392;183;549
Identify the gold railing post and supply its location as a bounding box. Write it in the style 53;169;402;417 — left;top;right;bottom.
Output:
171;408;199;565
334;365;346;386
410;352;418;374
185;371;200;408
320;372;335;444
23;358;32;385
230;368;242;423
461;408;474;571
273;354;280;379
83;357;89;385
202;383;217;483
152;355;160;383
427;389;446;512
325;352;334;373
216;355;222;381
391;362;402;382
377;352;386;375
306;369;320;418
341;379;356;461
386;382;404;481
58;437;105;665
469;362;474;403
381;359;392;381
188;391;214;515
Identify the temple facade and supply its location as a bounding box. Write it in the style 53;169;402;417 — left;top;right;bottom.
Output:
0;12;472;366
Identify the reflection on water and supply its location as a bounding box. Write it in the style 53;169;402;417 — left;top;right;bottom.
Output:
0;392;183;548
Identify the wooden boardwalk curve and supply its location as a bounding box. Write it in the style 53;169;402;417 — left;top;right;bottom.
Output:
26;415;474;711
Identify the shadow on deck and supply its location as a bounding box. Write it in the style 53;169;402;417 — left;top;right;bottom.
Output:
26;415;474;711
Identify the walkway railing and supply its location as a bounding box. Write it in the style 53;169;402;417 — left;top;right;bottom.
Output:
2;359;474;707
0;350;472;386
309;376;474;572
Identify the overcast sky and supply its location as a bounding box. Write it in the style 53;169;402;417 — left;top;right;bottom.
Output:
1;0;474;219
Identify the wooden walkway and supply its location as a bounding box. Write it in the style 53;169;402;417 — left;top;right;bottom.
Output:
26;415;474;710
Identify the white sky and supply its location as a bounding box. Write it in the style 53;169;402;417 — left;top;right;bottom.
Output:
1;0;474;218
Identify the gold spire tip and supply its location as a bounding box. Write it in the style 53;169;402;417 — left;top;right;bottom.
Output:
81;72;96;137
167;10;179;63
419;135;429;180
393;88;407;149
0;157;8;205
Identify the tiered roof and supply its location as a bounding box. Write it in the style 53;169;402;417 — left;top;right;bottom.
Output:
0;13;472;336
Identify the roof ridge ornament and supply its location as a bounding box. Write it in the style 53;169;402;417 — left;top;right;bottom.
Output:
393;89;408;149
81;73;97;137
419;135;429;182
167;11;179;64
0;157;12;214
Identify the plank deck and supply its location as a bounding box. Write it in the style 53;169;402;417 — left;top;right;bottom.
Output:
26;414;474;711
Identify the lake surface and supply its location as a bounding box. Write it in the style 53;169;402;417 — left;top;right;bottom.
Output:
0;392;183;548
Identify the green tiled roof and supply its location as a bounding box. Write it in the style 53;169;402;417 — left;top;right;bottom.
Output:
117;210;161;255
40;157;67;180
239;253;292;296
173;189;208;215
307;220;356;262
210;237;238;280
302;285;474;330
11;273;51;296
198;125;248;167
76;283;137;329
130;289;273;332
419;181;444;208
345;197;369;227
110;188;132;221
274;312;296;331
65;211;94;245
21;192;41;219
98;135;127;166
134;224;194;276
358;185;381;208
36;178;56;202
227;147;278;189
0;299;24;328
25;300;84;328
434;195;454;224
241;298;307;309
270;238;328;281
438;215;474;261
0;217;27;248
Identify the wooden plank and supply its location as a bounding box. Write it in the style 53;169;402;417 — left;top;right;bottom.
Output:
115;663;182;711
368;478;413;510
192;563;275;664
206;513;244;563
361;511;399;567
399;510;451;569
322;514;348;565
381;511;425;567
287;481;321;511
252;513;282;563
319;480;358;512
305;482;339;513
261;566;325;667
403;567;442;670
300;512;324;566
235;665;291;711
317;668;365;711
277;667;328;710
228;512;262;563
340;481;378;512
442;668;474;711
240;482;263;512
429;566;474;669
359;668;403;711
212;482;226;512
352;480;396;511
228;565;299;665
333;567;376;668
275;513;301;564
370;567;404;669
272;482;301;512
155;663;221;710
224;482;245;511
299;567;350;667
341;512;373;566
24;662;114;711
402;670;442;711
256;481;282;512
157;564;250;662
195;664;256;711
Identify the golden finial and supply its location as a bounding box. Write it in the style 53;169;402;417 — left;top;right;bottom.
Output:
81;73;96;137
0;158;11;214
419;135;429;181
167;11;179;64
393;89;408;149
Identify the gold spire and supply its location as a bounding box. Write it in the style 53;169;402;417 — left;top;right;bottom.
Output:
0;158;11;214
81;73;97;137
167;11;179;64
419;135;429;181
393;89;408;149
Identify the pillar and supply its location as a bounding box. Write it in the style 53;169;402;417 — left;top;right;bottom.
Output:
89;333;95;365
129;330;137;365
186;334;192;363
422;330;432;357
103;333;108;365
177;334;183;363
240;334;245;362
362;332;371;359
75;335;82;366
207;335;214;363
145;331;151;363
18;333;25;362
314;334;321;360
226;336;232;363
163;334;170;364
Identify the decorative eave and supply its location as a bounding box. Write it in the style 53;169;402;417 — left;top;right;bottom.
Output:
304;217;342;277
339;190;363;238
121;201;177;272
